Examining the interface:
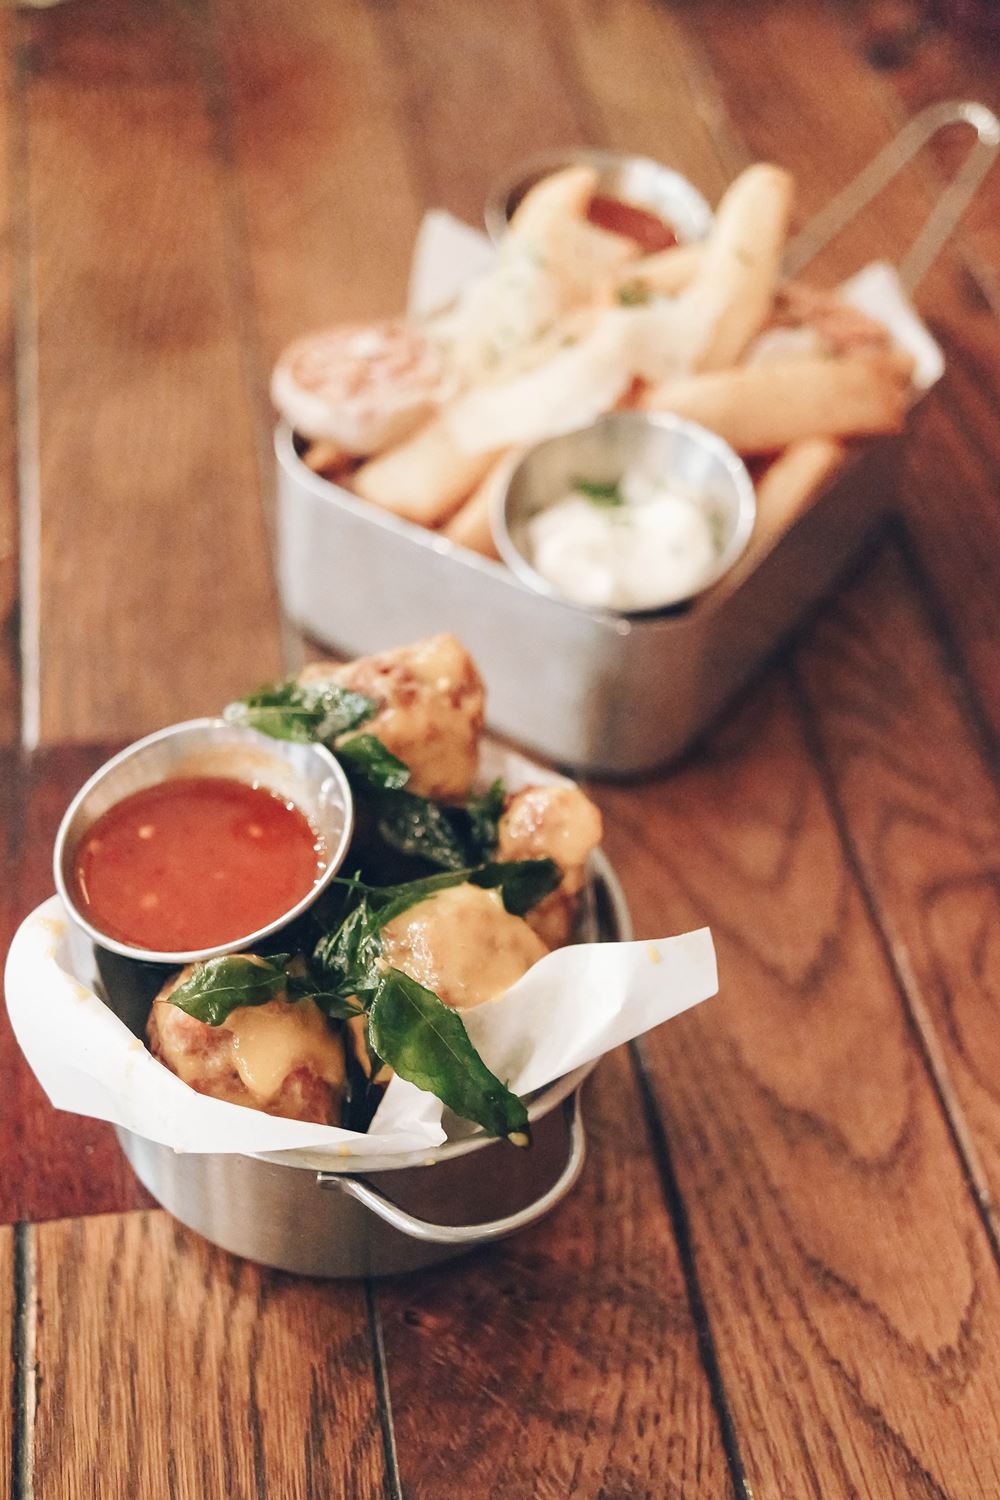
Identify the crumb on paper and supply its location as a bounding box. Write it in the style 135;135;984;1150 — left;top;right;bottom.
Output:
646;943;663;965
424;1158;437;1167
38;916;66;939
337;1144;352;1157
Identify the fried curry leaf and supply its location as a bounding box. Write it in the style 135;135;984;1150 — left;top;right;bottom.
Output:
470;858;561;916
224;679;376;744
285;976;366;1020
376;791;468;871
367;969;530;1143
337;734;411;791
369;869;471;929
164;954;289;1026
465;778;505;861
312;898;383;1001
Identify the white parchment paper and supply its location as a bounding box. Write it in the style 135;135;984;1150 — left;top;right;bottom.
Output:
4;745;717;1164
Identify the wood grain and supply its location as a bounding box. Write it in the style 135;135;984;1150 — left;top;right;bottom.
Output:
29;1210;386;1500
595;674;1000;1498
22;0;282;745
376;0;588;223
794;540;1000;1233
0;1227;13;1500
0;746;151;1225
377;1049;734;1500
0;11;18;747
214;0;424;366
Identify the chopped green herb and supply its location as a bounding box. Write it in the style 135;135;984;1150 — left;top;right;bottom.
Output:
572;476;626;508
616;280;652;307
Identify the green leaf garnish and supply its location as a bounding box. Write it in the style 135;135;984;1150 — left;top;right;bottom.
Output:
367;969;530;1143
465;778;505;861
164;954;289;1026
369;869;472;929
224;679;376;744
572;476;625;508
337;734;411;791
376;791;468;870
312;897;384;1002
285;976;367;1020
470;858;561;916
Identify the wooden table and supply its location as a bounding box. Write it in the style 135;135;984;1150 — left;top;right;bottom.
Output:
3;1;1000;1494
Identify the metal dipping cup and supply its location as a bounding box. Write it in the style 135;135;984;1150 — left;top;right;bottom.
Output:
484;147;713;244
53;718;355;970
493;410;758;616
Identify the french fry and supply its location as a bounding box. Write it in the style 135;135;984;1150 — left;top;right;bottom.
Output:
643;353;912;454
352;416;498;526
443;449;522;558
302;439;350;477
602;243;703;304
508;165;598;242
708;438;846;601
690;163;794;371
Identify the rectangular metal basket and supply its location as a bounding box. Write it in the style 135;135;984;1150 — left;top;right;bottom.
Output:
276;102;998;776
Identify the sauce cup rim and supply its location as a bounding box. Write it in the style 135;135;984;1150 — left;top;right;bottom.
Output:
52;716;355;966
491;410;758;617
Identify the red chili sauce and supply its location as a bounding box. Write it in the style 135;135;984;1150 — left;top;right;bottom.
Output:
73;777;325;952
586;193;677;255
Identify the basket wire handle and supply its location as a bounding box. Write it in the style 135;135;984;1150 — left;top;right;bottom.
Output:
317;1091;587;1245
784;100;1000;294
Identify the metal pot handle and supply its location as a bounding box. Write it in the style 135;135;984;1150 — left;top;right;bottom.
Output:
316;1092;586;1245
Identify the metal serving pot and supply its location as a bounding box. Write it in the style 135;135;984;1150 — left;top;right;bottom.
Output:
112;851;632;1278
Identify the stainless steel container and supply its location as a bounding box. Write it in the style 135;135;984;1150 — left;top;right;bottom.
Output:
275;104;998;776
483;147;713;245
112;850;631;1278
277;423;894;775
53;717;354;965
495;410;757;610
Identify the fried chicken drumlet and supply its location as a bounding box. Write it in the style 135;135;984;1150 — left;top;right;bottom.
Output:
498;783;603;947
148;969;346;1126
299;633;484;801
149;638;604;1126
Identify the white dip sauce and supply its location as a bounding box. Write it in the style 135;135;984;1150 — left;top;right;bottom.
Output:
527;470;718;611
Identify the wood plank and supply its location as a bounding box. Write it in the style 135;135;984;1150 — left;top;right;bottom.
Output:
0;13;19;746
548;0;737;192
214;0;424;367
0;745;151;1224
23;0;281;746
375;0;587;225
377;1049;734;1500
794;540;1000;1231
0;1226;13;1500
29;1209;386;1500
594;675;1000;1499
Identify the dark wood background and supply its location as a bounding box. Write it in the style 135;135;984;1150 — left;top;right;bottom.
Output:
3;0;1000;1495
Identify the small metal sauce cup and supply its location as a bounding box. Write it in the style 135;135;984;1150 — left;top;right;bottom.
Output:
53;718;354;967
484;147;713;244
492;410;757;616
